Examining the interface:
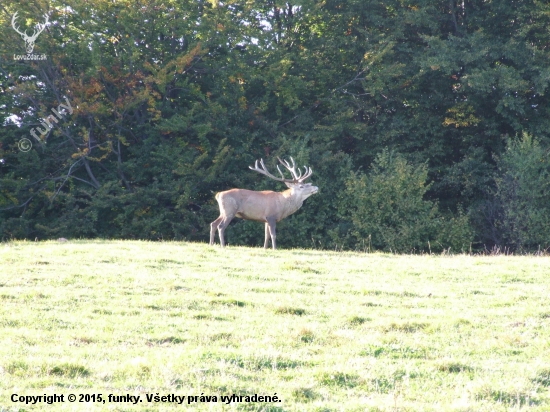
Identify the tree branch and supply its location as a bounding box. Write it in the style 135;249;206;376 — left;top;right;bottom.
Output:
449;0;459;35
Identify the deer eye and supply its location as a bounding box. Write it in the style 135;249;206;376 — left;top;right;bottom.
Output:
299;185;304;188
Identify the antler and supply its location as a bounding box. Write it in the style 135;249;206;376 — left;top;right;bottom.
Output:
277;157;313;182
11;12;49;41
29;13;49;42
249;157;313;183
11;12;26;38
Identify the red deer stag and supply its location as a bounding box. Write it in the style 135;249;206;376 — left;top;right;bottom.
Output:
210;157;318;249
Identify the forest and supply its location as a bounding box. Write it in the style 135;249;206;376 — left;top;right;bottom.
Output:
1;0;550;252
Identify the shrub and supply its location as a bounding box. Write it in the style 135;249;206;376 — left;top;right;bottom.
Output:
339;149;473;252
494;133;550;251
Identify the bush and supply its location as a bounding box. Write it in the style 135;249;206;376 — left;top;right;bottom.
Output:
494;133;550;251
339;149;473;253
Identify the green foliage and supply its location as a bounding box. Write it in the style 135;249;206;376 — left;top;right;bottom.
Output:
434;207;474;253
1;0;550;250
494;134;550;251
340;150;472;252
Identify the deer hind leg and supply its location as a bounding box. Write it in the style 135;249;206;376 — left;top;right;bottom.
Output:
217;215;234;247
210;216;223;245
266;217;277;250
264;222;270;249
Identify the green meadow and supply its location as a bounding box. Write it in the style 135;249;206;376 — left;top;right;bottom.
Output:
0;240;549;411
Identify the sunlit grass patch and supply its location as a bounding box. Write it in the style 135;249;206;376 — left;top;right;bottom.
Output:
70;336;96;346
360;344;429;359
317;371;362;388
207;332;233;342
347;315;369;326
383;321;431;333
533;368;550;387
5;360;29;376
474;385;537;407
147;336;186;345
297;328;316;343
369;370;414;394
274;306;306;316
210;298;248;307
291;387;318;402
435;361;474;373
207;352;307;371
48;363;90;378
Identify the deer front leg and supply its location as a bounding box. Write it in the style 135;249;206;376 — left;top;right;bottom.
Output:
266;217;277;250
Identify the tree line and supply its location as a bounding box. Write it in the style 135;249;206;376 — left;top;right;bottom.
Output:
1;0;550;252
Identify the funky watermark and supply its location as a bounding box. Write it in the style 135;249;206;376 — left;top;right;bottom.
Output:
18;97;73;152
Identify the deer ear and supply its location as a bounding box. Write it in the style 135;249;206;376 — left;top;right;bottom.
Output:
284;182;294;189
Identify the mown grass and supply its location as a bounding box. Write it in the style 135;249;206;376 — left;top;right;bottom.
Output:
0;240;549;411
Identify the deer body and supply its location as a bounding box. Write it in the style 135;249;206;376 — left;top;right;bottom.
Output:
210;158;318;249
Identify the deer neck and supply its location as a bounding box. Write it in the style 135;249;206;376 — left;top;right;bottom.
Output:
279;189;303;220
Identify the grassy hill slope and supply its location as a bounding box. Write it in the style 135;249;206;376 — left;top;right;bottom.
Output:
1;240;549;411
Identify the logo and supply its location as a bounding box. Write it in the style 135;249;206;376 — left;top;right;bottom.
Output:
18;138;32;152
12;11;48;59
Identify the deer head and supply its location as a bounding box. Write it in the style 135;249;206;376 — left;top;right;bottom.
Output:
12;12;49;54
249;156;318;200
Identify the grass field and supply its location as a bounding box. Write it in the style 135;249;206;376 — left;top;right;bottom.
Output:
1;240;549;411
